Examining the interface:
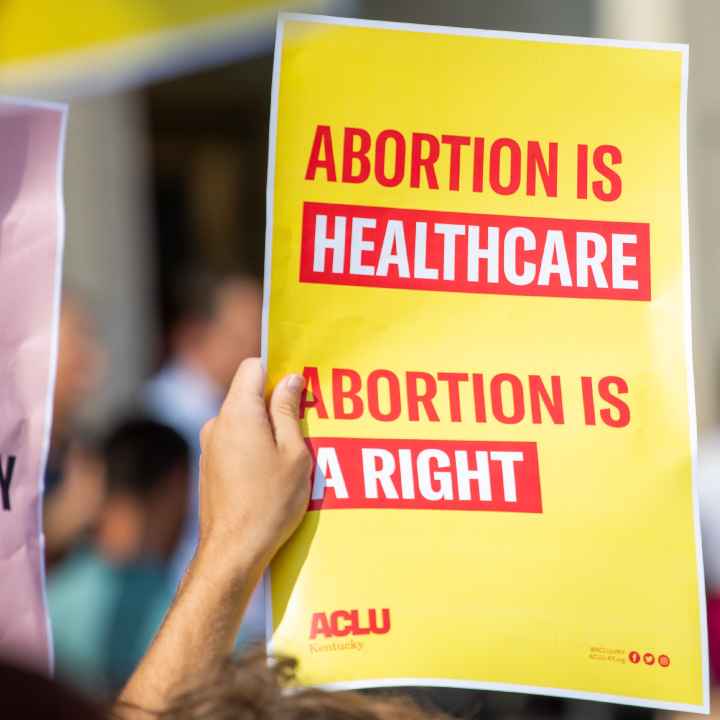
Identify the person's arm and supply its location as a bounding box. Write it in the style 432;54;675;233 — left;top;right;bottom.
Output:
114;358;311;718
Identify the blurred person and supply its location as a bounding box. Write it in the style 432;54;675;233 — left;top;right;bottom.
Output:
144;271;262;442
143;270;264;642
48;417;189;696
44;289;107;565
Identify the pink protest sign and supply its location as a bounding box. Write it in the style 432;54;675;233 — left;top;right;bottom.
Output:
0;98;67;673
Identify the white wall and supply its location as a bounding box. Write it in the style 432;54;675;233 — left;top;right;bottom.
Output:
62;93;157;424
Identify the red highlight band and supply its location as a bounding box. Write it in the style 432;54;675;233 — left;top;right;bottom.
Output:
300;201;650;300
307;437;542;513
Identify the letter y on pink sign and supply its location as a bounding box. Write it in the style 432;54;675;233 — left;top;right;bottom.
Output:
0;98;67;674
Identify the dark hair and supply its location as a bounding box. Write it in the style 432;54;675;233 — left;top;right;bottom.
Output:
169;270;259;328
169;270;220;327
0;659;104;719
103;417;189;498
151;652;444;720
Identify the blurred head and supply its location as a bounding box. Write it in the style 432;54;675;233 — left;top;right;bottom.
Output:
52;289;105;440
169;271;261;390
156;652;442;720
0;659;103;719
97;417;189;563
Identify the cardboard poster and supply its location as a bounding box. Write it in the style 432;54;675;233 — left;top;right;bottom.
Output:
0;98;67;673
262;14;707;713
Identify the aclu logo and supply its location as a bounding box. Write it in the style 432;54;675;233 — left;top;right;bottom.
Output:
309;608;391;639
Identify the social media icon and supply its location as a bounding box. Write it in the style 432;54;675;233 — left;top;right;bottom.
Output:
629;651;641;664
658;654;670;667
643;653;655;666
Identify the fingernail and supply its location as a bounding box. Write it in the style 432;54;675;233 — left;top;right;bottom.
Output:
287;374;305;391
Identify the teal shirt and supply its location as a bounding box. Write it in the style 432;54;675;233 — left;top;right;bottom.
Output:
48;547;174;695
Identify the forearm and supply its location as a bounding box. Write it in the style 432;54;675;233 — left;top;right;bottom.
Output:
114;361;310;717
114;540;264;718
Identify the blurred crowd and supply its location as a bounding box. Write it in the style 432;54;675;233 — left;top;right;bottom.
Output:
44;271;263;696
41;268;720;720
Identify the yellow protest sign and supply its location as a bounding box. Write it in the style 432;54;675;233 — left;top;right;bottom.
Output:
262;14;707;713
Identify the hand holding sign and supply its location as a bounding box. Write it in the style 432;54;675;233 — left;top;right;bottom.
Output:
263;13;705;714
198;358;311;575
